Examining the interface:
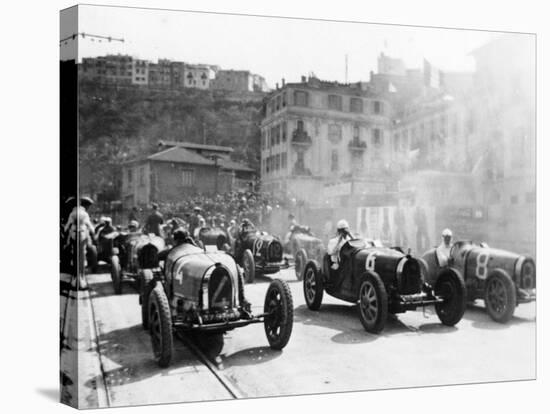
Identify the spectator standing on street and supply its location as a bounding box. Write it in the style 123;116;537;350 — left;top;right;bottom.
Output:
144;203;164;236
128;206;140;226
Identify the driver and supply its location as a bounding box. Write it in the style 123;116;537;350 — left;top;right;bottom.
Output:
158;229;196;262
327;219;352;270
436;228;453;267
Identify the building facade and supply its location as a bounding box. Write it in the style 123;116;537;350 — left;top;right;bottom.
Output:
260;76;394;207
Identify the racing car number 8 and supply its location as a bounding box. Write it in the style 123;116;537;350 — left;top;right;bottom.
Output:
476;253;489;279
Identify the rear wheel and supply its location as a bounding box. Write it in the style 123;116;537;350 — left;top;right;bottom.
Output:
149;283;173;367
485;271;516;323
303;262;324;310
140;269;154;330
243;249;256;283
434;269;466;326
357;273;388;334
264;279;294;350
110;255;122;294
294;249;308;281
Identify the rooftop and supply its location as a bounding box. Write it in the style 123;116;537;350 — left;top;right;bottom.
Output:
158;140;234;153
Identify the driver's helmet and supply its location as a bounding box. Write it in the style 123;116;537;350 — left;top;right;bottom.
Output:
336;219;350;232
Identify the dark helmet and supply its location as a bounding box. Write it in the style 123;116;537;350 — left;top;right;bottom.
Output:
173;228;190;244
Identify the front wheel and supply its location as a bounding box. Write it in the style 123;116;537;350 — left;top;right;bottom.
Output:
149;283;173;367
243;249;256;283
140;269;154;330
357;273;388;334
434;269;467;326
264;279;294;350
484;271;516;323
294;248;308;281
110;255;122;294
303;262;324;310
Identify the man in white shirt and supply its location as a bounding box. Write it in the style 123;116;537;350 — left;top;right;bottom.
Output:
436;228;453;267
327;219;353;270
64;197;95;285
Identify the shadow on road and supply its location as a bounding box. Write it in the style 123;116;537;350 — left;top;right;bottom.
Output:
88;279;138;299
462;303;536;330
293;304;422;345
36;387;59;402
221;346;282;367
84;323;204;390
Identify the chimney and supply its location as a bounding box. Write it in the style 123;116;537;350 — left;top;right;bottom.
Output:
276;82;279;90
301;75;307;83
282;78;286;87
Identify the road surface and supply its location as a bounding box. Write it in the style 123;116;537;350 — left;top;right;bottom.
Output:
64;267;536;408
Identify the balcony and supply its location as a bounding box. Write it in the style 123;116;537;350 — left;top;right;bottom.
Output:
348;138;367;152
291;129;312;147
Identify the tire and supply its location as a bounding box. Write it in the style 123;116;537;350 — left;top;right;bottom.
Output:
140;269;154;330
484;271;516;323
264;279;294;350
357;273;388;334
303;262;324;310
86;244;98;273
110;255;122;294
294;248;308;281
243;249;256;283
149;283;173;367
434;269;467;326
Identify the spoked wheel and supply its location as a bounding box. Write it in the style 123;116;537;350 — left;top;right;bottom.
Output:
357;273;388;334
263;279;294;350
149;283;173;367
484;271;516;323
303;263;323;310
434;269;466;326
294;249;308;281
140;269;154;330
243;249;256;283
110;255;122;294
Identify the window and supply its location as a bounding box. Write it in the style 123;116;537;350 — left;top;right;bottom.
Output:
276;154;281;171
182;169;195;187
297;119;304;132
282;93;287;107
374;101;384;115
350;97;363;113
282;122;287;142
373;129;383;146
331;150;339;172
276;125;281;145
282;152;287;169
328;124;342;143
352;152;364;171
127;168;133;184
353;124;360;139
294;90;309;106
276;96;281;111
139;167;145;186
328;94;343;111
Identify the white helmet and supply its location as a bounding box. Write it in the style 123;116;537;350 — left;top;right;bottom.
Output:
336;219;350;231
442;228;453;237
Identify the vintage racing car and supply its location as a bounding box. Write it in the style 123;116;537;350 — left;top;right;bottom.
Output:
285;225;325;280
420;241;536;323
234;227;289;283
142;241;294;367
109;231;166;294
303;238;467;333
196;226;232;252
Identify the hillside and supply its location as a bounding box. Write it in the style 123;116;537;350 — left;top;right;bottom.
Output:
78;80;265;201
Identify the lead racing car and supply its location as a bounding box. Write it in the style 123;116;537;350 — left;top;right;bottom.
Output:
420;241;536;323
303;238;467;333
143;240;294;367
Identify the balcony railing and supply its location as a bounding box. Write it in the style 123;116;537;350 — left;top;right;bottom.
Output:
348;138;367;151
291;129;312;147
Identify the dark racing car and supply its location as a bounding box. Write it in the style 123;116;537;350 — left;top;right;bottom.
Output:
233;225;289;283
285;225;325;281
142;241;294;367
420;241;536;323
109;231;166;294
303;238;467;333
196;226;232;252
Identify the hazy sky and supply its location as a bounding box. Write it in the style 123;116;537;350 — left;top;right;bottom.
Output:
61;5;500;87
